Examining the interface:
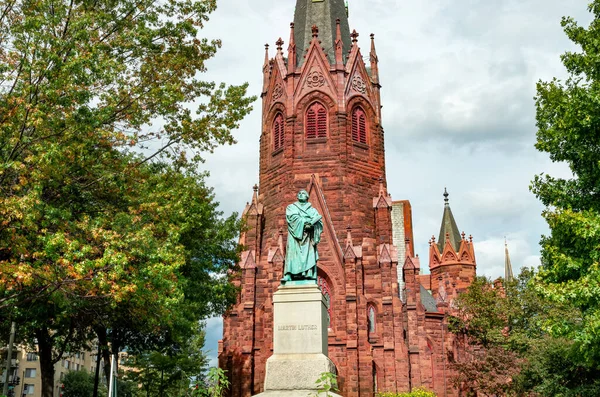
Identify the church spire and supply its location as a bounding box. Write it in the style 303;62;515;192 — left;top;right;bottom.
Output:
293;0;351;66
437;188;461;252
504;238;514;286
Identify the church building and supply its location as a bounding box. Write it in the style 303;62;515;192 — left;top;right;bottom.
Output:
219;1;477;396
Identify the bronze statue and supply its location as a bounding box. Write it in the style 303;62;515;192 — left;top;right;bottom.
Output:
281;190;323;285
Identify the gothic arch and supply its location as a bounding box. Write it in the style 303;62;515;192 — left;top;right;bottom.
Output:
272;112;284;151
351;105;367;145
305;101;328;139
346;96;378;127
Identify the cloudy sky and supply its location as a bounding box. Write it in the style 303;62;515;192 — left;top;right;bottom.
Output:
195;0;592;365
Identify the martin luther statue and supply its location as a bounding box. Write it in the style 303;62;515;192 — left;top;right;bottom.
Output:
281;190;323;285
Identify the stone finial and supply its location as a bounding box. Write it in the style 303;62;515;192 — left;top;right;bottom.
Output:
312;24;319;38
350;29;359;43
461;231;466;240
469;235;473;242
443;187;449;205
276;37;284;51
252;184;259;204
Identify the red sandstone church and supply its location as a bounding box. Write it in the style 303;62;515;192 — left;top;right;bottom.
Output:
219;1;477;396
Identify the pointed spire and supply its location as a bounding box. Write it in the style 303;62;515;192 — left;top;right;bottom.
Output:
278;228;284;252
288;22;297;73
262;44;270;95
405;237;411;258
369;33;379;84
293;0;351;66
335;19;344;66
252;184;259;204
437;188;461;253
505;238;514;285
345;226;353;248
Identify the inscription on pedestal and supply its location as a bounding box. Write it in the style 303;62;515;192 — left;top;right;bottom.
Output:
277;324;318;331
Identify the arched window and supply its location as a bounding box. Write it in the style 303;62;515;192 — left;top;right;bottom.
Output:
306;102;328;139
318;276;332;328
273;113;284;150
351;106;367;144
367;305;376;333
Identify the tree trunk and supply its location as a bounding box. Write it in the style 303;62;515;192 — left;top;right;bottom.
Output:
35;327;55;397
93;346;102;397
95;326;112;386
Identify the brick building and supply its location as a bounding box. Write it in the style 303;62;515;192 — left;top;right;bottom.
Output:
219;1;477;396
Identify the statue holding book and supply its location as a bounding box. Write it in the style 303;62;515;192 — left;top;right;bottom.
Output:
282;190;323;285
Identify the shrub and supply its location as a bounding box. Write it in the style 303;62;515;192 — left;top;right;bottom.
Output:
377;387;437;397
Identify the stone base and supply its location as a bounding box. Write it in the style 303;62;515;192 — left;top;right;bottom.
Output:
264;353;336;390
254;391;342;397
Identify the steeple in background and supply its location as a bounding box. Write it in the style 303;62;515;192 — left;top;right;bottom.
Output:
293;0;351;66
437;188;461;252
505;238;514;285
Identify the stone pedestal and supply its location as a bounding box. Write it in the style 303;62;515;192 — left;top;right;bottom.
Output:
254;284;342;396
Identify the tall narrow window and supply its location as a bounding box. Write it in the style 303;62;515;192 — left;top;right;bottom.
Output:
352;107;367;144
367;305;376;333
273;113;284;150
306;102;327;139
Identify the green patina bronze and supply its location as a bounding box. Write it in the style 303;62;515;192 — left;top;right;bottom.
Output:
281;190;323;285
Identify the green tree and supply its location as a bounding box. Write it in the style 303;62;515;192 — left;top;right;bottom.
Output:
62;369;106;397
0;0;254;395
448;269;597;396
125;323;208;397
531;0;600;364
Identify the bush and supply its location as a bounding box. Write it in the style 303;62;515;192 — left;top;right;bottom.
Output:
377;387;437;397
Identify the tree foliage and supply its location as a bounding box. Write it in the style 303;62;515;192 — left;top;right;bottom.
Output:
531;0;600;364
0;0;254;395
449;269;599;396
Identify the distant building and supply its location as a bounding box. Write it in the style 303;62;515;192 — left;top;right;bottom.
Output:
219;1;477;396
1;345;100;397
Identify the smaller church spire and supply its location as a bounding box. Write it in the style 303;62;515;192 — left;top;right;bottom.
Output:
437;188;461;253
504;238;514;286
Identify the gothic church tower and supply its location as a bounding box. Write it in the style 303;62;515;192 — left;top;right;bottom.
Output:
219;2;476;396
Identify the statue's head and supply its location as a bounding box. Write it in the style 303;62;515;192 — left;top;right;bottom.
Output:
297;190;309;202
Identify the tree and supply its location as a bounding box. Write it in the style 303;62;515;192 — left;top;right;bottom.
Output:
531;0;600;364
62;369;106;397
124;323;208;397
448;269;598;396
0;0;255;395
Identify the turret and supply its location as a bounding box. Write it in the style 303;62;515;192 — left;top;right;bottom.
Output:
429;189;476;311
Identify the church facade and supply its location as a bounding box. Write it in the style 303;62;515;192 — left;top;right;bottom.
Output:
219;1;477;396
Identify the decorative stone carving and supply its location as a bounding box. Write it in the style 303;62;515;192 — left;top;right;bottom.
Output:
351;75;367;94
273;83;284;100
306;71;325;88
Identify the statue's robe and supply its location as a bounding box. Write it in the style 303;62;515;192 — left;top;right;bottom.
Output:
284;201;323;279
